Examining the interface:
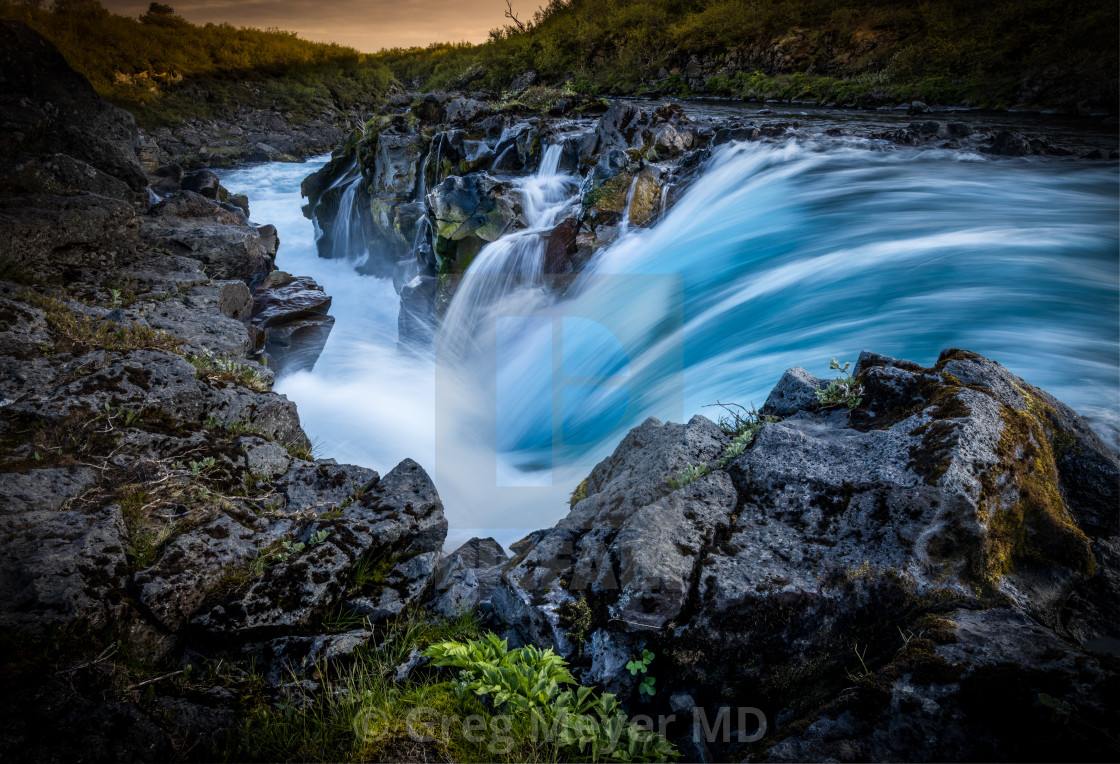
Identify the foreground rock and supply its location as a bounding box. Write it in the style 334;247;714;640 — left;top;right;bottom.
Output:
491;348;1120;761
0;25;439;761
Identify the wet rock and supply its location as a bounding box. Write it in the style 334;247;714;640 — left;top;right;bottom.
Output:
413;92;447;123
981;129;1034;156
594;101;644;154
371;127;426;199
624;166;663;228
398;275;438;347
712;125;760;145
427;172;522;244
181;169;221;199
248;271;335;374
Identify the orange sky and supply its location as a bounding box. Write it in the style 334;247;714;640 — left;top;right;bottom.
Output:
101;0;515;52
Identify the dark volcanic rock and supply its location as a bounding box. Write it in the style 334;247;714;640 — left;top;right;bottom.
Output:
0;21;146;193
249;271;335;374
491;348;1120;761
142;191;273;285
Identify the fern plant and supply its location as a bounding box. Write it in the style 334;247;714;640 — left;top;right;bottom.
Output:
424;633;679;762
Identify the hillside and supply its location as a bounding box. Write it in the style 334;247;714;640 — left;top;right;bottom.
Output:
0;0;392;128
381;0;1119;112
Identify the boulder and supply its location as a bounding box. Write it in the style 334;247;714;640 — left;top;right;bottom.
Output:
445;97;492;126
760;366;827;417
594;101;645;154
181;169;221;199
248;271;335;374
427;537;509;617
427;172;522;244
142;191;273;285
191;458;447;639
491;349;1119;760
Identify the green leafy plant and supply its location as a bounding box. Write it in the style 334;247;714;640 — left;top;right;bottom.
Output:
309;529;329;546
189;456;216;477
626;649;657;697
816;358;864;410
425;634;678;761
187;349;269;393
666;462;710;490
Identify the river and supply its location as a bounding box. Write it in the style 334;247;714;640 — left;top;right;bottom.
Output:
217;113;1119;550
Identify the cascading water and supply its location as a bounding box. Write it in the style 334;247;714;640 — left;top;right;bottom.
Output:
217;134;1119;551
439;144;576;350
328;174;368;262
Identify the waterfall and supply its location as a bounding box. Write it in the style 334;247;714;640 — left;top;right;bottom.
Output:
218;137;1119;549
328;174;368;262
438;143;577;353
618;175;640;235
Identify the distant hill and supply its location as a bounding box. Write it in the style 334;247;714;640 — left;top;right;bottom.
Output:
0;0;392;127
381;0;1118;112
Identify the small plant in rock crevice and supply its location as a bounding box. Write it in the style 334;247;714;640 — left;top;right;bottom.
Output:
187;349;269;393
424;633;678;761
666;461;711;490
666;403;779;490
626;649;658;697
817;358;864;410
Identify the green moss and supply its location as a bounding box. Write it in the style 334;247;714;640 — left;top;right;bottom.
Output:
569;477;588;509
557;597;592;646
23;291;184;355
975;396;1096;587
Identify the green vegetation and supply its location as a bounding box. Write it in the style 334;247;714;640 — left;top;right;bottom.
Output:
625;649;657;697
424;632;679;761
0;0;391;127
665;461;710;491
816;358;864;410
379;0;1116;110
187;349;269;392
24;290;184;355
228;611;674;762
558;597;592;647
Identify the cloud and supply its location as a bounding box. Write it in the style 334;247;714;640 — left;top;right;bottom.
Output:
101;0;513;51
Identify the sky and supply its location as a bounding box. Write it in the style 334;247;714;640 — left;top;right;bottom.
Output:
101;0;514;52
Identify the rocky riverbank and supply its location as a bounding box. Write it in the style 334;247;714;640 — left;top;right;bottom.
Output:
1;19;1118;764
138;104;364;173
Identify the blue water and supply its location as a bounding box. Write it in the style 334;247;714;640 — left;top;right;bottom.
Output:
219;139;1119;550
